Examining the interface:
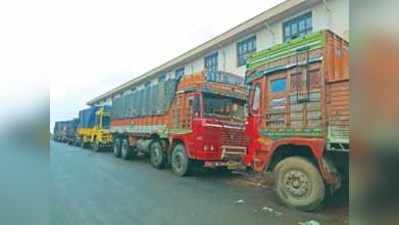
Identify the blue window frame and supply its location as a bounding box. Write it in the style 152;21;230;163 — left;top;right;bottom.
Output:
283;12;312;42
204;53;218;72
158;74;166;82
237;36;256;66
271;78;287;93
204;52;218;81
175;67;185;78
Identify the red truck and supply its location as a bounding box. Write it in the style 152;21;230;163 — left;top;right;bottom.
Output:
244;30;349;211
110;71;248;176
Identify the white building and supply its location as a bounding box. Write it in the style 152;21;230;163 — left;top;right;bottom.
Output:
88;0;349;106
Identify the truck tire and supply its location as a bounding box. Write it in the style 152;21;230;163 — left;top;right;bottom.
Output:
171;144;191;176
273;156;325;211
121;139;133;160
149;141;166;169
92;141;101;152
113;138;121;158
80;140;86;149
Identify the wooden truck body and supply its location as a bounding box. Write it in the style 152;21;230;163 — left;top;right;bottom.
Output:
244;30;349;211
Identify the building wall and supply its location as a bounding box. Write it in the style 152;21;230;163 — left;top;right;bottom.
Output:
96;0;348;106
175;0;349;78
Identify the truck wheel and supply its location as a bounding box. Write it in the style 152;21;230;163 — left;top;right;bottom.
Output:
113;138;121;158
273;157;325;211
171;144;191;176
149;141;166;169
80;140;86;149
121;139;133;160
92;141;101;152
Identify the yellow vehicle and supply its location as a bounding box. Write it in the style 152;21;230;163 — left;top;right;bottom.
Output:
76;106;112;152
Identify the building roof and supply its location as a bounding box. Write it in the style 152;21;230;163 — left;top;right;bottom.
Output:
87;0;320;105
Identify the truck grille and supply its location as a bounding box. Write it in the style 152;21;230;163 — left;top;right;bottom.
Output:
219;127;248;146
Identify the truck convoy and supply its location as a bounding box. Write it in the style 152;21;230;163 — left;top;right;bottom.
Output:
76;105;112;151
53;30;349;211
110;71;248;176
244;30;349;210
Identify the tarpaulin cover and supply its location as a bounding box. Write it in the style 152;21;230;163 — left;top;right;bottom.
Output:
79;106;100;128
112;78;178;119
54;119;79;136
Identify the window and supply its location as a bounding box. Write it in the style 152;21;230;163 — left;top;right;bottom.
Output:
251;84;261;112
283;12;312;42
175;67;185;78
158;74;166;82
192;95;201;117
237;36;256;66
205;53;218;71
203;93;245;121
204;52;218;81
271;78;287;93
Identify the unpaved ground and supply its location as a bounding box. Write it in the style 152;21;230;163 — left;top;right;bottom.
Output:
51;141;348;225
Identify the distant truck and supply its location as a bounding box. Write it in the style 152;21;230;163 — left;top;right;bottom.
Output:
243;30;349;211
110;71;248;176
53;119;79;144
53;121;65;142
76;106;112;151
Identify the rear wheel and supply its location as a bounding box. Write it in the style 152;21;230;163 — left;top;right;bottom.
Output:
92;140;101;152
113;138;121;158
171;144;191;176
149;141;166;169
273;157;325;211
80;139;86;149
121;139;134;160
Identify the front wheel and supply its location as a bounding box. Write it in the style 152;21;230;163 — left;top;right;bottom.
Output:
149;141;166;169
113;138;121;158
171;144;191;176
273;157;325;211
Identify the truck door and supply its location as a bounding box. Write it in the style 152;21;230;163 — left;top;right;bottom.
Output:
249;78;264;132
182;94;201;158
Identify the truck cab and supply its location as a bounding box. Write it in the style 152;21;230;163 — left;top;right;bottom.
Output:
172;74;249;169
77;106;112;151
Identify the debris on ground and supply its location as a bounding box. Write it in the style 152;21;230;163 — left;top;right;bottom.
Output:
260;206;283;216
235;199;245;204
299;220;320;225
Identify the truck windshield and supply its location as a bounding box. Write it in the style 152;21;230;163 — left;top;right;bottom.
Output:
102;116;111;129
203;93;245;122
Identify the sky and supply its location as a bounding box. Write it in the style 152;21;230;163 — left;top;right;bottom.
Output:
0;0;285;131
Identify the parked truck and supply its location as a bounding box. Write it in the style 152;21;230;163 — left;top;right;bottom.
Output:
53;119;79;143
53;121;65;142
76;105;112;151
110;71;248;176
243;30;349;211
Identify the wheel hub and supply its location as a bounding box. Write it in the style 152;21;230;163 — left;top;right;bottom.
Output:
284;170;311;197
152;147;161;164
174;153;183;170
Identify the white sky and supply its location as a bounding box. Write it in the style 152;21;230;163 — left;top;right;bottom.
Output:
0;0;285;131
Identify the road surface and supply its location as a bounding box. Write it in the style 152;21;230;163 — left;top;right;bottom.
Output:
51;141;347;225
